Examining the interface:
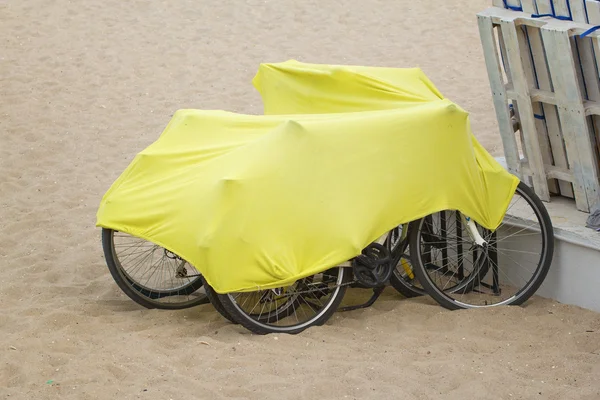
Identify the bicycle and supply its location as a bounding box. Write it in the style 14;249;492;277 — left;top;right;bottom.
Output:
203;179;553;334
101;178;553;334
99;223;414;318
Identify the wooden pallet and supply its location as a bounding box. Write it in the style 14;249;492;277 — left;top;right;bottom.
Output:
478;4;600;212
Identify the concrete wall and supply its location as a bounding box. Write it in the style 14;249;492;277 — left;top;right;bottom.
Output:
535;238;600;313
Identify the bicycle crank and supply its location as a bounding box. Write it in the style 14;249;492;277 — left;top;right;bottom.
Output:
351;242;394;288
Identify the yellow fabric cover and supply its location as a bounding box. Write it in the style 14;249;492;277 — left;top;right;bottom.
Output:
96;60;519;294
252;60;445;114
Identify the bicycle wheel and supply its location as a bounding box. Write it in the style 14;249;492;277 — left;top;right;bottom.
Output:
386;225;426;298
102;228;209;309
409;181;554;309
199;275;238;324
215;267;349;335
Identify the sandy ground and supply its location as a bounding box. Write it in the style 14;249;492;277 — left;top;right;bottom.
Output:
2;0;600;398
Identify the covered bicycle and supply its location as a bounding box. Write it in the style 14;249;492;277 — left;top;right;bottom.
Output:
96;60;554;334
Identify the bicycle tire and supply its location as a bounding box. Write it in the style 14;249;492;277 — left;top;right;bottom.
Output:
409;181;554;310
199;275;239;324
386;226;426;298
216;267;349;335
102;228;209;310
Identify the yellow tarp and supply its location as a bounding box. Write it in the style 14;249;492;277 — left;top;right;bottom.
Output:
96;60;519;294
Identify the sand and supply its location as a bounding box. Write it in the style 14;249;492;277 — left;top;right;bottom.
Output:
1;0;600;398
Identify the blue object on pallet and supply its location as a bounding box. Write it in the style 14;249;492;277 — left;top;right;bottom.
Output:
503;0;523;11
581;25;600;38
499;0;575;21
530;0;573;21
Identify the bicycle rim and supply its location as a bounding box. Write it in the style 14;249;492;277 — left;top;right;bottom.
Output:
410;182;554;309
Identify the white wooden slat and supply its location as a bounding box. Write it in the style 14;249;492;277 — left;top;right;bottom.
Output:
534;0;552;14
477;14;523;178
571;3;597;103
540;26;600;211
494;20;535;179
536;2;590;198
551;0;573;18
585;0;600;23
530;88;557;103
571;0;600;200
501;18;551;200
519;0;574;195
521;0;537;12
497;23;531;173
515;23;560;193
569;0;589;22
584;0;600;166
548;1;589;111
569;2;598;108
499;22;535;178
497;22;514;86
546;165;576;181
585;101;600;115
